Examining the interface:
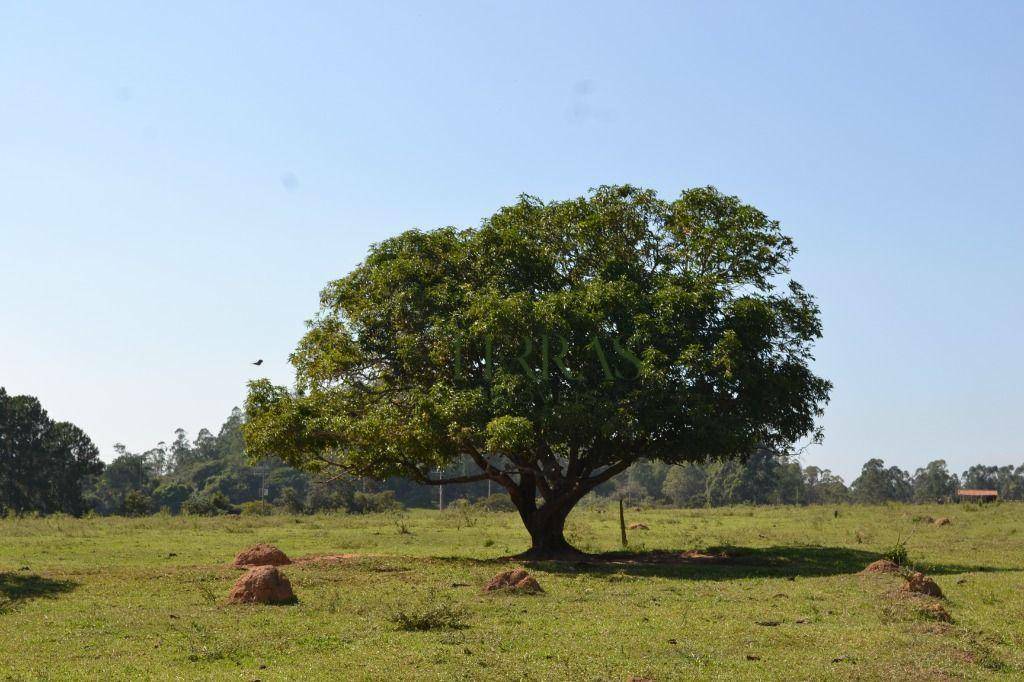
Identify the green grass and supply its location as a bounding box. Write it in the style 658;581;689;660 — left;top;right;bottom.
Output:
1;502;1023;680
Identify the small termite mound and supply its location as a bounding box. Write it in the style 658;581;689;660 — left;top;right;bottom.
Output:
233;543;291;568
484;568;543;594
227;566;296;604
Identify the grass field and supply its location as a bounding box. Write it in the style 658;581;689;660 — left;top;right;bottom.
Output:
1;502;1022;680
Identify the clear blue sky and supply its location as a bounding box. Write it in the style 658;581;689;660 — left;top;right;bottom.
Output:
2;2;1022;482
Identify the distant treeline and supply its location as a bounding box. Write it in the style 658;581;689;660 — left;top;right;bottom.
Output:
600;454;1022;507
2;389;1021;517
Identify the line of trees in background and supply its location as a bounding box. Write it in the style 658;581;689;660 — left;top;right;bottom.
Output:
4;391;1024;517
604;454;1024;507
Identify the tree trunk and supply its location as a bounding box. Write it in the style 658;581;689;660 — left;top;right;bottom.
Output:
515;502;586;560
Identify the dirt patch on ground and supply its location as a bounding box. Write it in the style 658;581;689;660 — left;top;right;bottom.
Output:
861;559;901;574
933;517;951;526
227;566;296;604
292;553;361;565
484;568;543;594
627;523;650;530
901;571;944;598
232;543;291;568
921;602;952;622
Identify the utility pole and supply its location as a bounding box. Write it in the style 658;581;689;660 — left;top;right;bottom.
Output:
619;498;628;548
258;460;269;503
437;467;444;510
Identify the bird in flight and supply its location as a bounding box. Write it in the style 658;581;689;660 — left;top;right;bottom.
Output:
252;359;263;366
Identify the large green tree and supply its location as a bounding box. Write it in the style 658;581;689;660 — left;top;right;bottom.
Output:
911;459;958;502
244;186;831;557
851;458;912;504
0;388;103;515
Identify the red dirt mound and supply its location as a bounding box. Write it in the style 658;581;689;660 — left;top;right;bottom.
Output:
627;523;650;530
861;559;901;574
227;566;295;604
484;568;543;594
933;517;951;526
921;602;952;622
901;571;943;598
233;543;291;568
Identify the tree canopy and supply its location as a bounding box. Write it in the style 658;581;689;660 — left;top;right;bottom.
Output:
244;185;832;557
0;388;102;515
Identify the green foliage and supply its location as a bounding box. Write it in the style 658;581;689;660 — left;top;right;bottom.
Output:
304;480;353;513
960;464;1024;499
350;490;402;514
803;466;850;504
243;186;831;553
182;492;238;516
151;483;193;514
881;534;910;566
442;498;478;528
474;493;516;512
387;595;467;631
239;500;275;516
3;505;1024;679
912;460;958;503
279;486;304;514
122;490;152;517
852;459;913;504
661;464;708;507
0;388;103;515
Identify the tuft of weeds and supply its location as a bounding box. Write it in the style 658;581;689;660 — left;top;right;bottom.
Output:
190;574;221;605
390;512;412;535
388;595;467;631
881;533;909;566
177;621;242;664
324;589;343;614
441;500;478;529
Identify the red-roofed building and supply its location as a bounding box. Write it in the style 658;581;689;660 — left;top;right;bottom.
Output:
956;489;998;502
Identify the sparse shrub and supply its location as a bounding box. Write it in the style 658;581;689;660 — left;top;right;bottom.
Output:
305;484;351;513
151;482;193;514
442;498;477;528
390;512;412;535
239;500;274;516
881;534;909;566
182;492;239;516
279;486;304;514
388;596;466;631
177;620;241;663
474;494;515;512
351;490;402;514
122;490;152;517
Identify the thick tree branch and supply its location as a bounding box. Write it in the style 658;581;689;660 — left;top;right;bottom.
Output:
581;459;632;490
411;471;494;485
461;442;518;490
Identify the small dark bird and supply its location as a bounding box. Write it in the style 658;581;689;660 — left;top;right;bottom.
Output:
252;359;263;366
